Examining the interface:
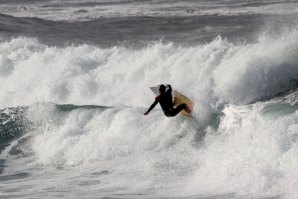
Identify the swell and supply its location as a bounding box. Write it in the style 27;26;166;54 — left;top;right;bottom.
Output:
1;12;298;46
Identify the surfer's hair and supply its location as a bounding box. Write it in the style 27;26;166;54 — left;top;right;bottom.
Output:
159;84;166;93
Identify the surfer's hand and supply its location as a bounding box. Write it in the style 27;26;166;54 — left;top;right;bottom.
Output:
167;84;172;91
144;112;148;116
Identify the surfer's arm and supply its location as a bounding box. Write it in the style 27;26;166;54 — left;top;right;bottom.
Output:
144;97;159;115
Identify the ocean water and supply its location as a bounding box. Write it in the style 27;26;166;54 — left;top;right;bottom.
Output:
0;1;298;199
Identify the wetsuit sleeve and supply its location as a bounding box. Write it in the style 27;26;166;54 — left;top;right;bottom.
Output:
145;97;159;114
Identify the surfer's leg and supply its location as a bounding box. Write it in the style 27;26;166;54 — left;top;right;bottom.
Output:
179;103;192;114
169;104;187;116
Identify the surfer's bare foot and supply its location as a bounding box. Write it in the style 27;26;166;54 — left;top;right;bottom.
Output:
185;106;192;114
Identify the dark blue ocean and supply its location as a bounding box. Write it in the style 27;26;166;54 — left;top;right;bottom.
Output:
0;1;298;198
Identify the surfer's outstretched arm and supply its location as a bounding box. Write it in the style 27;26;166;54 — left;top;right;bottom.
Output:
144;100;158;115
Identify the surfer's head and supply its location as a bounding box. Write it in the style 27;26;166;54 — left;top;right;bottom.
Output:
159;84;166;93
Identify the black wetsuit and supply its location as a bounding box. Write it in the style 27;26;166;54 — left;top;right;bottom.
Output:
146;85;187;117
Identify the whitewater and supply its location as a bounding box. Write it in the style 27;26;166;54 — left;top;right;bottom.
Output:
1;1;298;199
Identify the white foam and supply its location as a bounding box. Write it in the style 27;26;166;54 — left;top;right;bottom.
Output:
213;29;298;104
1;30;298;116
21;103;200;196
186;103;298;198
17;98;298;198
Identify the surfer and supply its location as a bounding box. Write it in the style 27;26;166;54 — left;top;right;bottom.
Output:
144;84;191;117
